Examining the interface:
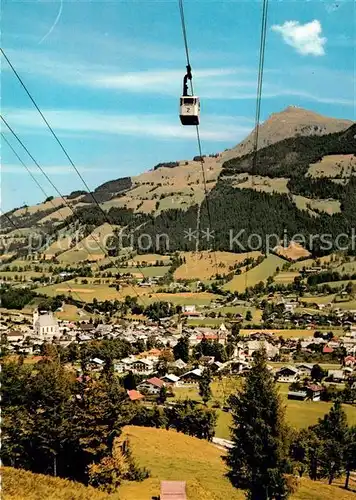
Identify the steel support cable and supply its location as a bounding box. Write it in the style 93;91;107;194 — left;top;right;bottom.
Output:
1;48;160;305
0;203;85;305
245;0;269;294
1;116;148;307
1;211;18;230
178;0;219;278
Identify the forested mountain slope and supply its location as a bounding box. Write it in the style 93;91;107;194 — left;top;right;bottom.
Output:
1;108;355;258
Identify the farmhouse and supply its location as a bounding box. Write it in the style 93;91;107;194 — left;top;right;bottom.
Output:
306;384;323;401
275;366;299;383
6;330;24;343
180;368;202;383
137;377;165;395
161;374;180;386
328;369;345;382
296;363;314;376
131;358;155;375
127;389;144;402
288;390;307;401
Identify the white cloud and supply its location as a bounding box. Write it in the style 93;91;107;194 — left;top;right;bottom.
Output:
2;48;257;97
3;108;253;143
272;20;327;56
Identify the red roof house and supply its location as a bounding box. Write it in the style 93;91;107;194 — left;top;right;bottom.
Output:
127;389;144;401
323;346;334;354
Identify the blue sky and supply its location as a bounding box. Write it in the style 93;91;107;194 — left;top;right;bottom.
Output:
1;0;355;212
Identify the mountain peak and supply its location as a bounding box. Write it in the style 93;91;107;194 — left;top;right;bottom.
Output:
222;106;353;162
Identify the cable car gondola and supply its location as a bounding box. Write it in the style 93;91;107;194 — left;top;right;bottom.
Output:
179;64;200;126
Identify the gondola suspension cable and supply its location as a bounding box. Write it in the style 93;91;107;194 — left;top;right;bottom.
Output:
1;115;149;308
178;0;219;278
2;132;63;208
0;176;85;305
245;0;269;294
1;50;161;306
1;132;105;304
1;211;18;230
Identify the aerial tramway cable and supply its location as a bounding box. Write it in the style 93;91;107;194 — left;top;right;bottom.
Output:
1;50;162;307
0;116;149;307
245;0;269;294
178;0;219;279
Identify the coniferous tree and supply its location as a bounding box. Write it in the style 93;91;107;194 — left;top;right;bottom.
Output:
199;368;212;405
173;335;190;363
344;426;356;490
313;401;348;484
226;348;292;500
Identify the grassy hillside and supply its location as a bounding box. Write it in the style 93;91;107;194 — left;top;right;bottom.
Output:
120;426;355;500
224;254;285;292
3;426;356;500
174;250;262;280
2;467;118;500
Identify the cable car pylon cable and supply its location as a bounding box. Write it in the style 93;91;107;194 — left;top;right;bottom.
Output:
245;0;269;294
178;0;219;279
0;49;161;306
1;116;148;307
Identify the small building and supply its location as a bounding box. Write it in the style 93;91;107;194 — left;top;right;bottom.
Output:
180;368;202;383
137;377;165;395
323;345;334;354
89;358;105;369
127;389;144;402
344;355;356;367
296;363;313;376
275;366;299;383
131;358;155;375
306;384;323;401
6;330;24;343
327;369;345;382
160;480;186;500
161;374;180;386
288;390;308;401
173;359;187;370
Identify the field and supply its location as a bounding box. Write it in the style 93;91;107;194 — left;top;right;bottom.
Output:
155;292;216;306
224;255;286;292
36;281;152;304
317;280;356;290
55;304;93;321
174;251;262;280
11;197;67;217
128;253;171;264
274;271;301;284
335;259;356;274
240;328;316;338
292;195;341;215
100;158;221;215
301;295;336;305
307;154;356;179
36;281;216;307
290;254;334;270
233;174;289;194
57;223;119;263
101;266;170;277
172;379;356;441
